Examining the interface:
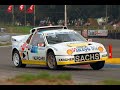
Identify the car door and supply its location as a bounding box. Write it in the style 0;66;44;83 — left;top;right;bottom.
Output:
28;33;46;64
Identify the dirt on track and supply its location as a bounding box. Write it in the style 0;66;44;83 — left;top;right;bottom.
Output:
0;78;74;85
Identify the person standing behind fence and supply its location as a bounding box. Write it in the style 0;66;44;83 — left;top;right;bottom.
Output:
82;29;88;38
113;24;117;30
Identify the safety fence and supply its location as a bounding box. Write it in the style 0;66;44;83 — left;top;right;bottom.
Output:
107;30;120;39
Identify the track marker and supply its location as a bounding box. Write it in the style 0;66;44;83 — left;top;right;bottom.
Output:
109;45;112;58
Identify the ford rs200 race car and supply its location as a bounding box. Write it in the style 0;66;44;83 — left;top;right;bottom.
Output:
11;25;108;70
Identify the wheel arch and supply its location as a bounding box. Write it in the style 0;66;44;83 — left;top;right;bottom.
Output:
46;49;54;56
12;48;19;61
46;48;58;70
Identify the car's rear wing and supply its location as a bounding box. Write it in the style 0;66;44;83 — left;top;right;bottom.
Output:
30;25;68;34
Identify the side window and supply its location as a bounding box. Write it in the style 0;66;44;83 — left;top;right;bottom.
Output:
31;33;45;46
39;34;45;43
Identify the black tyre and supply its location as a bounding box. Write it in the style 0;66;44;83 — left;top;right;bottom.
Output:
90;61;105;70
46;52;58;70
12;50;26;68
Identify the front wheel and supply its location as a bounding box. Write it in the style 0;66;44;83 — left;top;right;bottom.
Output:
12;50;26;68
46;52;58;70
90;61;105;70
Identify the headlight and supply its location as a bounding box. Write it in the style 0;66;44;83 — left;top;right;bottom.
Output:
98;46;104;52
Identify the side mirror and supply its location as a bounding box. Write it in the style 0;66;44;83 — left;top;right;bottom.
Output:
87;38;92;42
37;42;45;47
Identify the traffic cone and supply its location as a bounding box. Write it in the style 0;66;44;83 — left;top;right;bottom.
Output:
109;45;112;58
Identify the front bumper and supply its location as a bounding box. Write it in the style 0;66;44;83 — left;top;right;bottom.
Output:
56;55;108;65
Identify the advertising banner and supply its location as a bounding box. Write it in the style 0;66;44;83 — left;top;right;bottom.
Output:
88;30;108;36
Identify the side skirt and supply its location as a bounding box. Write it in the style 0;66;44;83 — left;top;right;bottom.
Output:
22;60;46;65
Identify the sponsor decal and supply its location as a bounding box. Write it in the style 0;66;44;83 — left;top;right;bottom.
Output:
59;58;74;61
33;56;45;60
45;31;75;37
67;43;88;47
20;42;28;51
98;46;104;52
67;49;73;55
90;46;98;50
70;46;98;52
74;53;100;62
20;43;29;60
20;52;28;60
31;46;38;53
22;53;26;59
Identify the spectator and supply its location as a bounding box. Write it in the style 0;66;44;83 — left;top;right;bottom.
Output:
26;21;30;26
113;24;117;30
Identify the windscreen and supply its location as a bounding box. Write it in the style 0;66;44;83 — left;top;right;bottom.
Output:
45;31;87;44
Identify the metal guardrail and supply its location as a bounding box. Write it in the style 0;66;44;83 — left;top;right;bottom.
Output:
0;35;11;42
0;28;11;42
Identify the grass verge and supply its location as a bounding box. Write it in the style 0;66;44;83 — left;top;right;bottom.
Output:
101;79;120;85
0;24;32;34
78;79;120;85
7;71;73;85
6;26;32;34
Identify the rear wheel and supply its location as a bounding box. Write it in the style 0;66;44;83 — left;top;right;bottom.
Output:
46;52;58;70
90;61;105;70
12;50;26;68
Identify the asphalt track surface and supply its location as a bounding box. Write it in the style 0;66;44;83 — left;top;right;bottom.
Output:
0;38;120;85
92;38;120;58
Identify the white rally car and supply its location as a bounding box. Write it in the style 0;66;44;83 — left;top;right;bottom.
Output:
11;25;108;70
